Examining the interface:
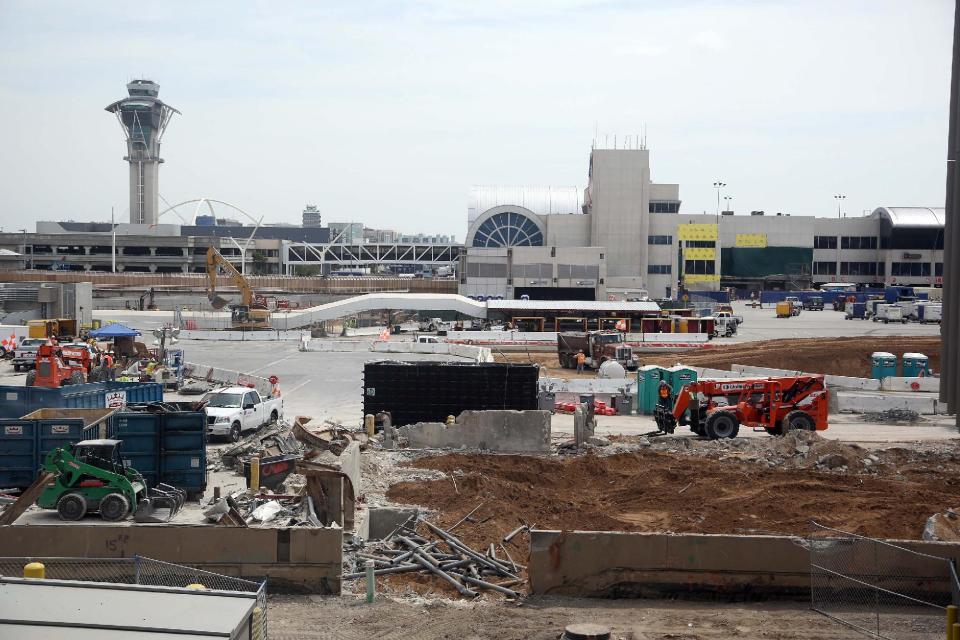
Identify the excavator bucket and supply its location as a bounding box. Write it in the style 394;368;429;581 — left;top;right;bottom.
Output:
208;292;230;310
133;484;187;523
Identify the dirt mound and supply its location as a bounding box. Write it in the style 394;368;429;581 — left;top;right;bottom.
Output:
501;336;941;379
386;449;960;543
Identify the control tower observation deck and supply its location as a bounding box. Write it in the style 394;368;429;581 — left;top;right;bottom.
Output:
105;80;180;225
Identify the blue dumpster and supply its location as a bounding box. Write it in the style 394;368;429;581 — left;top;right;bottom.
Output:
0;382;163;419
870;352;897;380
901;353;930;377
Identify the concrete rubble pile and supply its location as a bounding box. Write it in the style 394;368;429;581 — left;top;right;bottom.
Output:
924;508;960;541
204;415;366;528
858;408;924;424
345;513;527;599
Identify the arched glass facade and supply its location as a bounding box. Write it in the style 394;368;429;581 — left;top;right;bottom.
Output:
471;211;544;248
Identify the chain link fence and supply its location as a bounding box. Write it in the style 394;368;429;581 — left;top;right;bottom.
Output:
0;556;267;638
810;521;959;639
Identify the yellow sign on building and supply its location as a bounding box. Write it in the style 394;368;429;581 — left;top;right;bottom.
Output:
735;233;768;248
684;247;716;261
678;223;718;241
684;274;720;283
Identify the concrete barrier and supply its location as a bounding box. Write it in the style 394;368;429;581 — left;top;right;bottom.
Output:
881;377;941;393
179;329;309;341
732;364;881;391
836;392;943;415
0;525;342;593
302;339;493;362
529;529;960;600
694;367;743;379
446;331;710;348
183;362;273;396
539;377;636;394
398;410;551;453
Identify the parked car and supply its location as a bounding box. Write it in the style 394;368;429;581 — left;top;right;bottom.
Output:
202;387;284;442
13;338;47;372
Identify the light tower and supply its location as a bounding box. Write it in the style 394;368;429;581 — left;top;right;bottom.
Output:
105;80;180;225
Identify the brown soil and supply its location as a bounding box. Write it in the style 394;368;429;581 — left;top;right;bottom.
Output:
386;448;960;544
498;336;941;379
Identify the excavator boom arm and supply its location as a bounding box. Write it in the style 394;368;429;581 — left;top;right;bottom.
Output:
206;246;255;306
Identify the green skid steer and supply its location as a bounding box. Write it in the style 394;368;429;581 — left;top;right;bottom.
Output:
37;440;186;522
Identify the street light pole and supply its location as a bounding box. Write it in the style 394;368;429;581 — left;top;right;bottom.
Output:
713;181;726;223
723;196;733;214
834;194;846;219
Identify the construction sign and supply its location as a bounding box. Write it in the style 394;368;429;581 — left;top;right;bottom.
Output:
735;233;768;248
684;247;716;261
0;333;17;352
678;223;718;242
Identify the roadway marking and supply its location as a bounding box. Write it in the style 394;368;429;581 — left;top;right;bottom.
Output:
284;378;312;396
249;354;297;374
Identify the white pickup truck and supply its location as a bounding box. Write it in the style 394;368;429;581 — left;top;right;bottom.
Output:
13;338;46;372
203;387;284;442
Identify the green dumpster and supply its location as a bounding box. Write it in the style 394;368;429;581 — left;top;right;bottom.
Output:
870;352;897;380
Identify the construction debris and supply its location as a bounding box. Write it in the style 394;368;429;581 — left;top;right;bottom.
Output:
294;416;368;456
344;514;524;599
923;508;960;541
859;408;924;424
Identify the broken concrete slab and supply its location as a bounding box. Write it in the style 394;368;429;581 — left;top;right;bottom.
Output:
368;507;419;540
398;410;551;453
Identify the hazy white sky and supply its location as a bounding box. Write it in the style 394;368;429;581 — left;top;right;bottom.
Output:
0;1;953;238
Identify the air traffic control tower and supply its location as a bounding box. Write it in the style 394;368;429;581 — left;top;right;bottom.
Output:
105;80;180;225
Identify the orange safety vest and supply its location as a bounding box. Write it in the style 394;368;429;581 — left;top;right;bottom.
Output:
576;353;585;365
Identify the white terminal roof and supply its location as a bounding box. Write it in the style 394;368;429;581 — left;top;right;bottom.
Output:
487;299;661;313
872;207;945;228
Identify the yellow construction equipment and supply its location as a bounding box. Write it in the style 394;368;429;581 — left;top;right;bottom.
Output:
775;301;793;318
205;247;272;330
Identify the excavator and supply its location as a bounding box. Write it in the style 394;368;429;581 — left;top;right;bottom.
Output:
205;246;272;330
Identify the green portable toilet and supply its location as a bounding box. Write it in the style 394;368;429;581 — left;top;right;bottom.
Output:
870;352;897;380
665;365;698;397
637;365;667;415
901;353;930;377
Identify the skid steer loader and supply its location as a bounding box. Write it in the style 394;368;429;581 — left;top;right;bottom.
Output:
36;440;186;522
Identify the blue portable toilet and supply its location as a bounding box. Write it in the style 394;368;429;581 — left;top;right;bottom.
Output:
870;352;897;380
901;353;930;377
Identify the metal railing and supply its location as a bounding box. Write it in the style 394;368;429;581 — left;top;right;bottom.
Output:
0;555;267;638
810;521;959;639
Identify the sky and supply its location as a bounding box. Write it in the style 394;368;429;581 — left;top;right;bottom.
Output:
0;0;953;239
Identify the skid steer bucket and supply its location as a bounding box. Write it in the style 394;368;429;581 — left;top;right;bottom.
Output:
133;484;187;523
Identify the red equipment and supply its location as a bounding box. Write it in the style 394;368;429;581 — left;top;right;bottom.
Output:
653;375;829;439
60;344;106;382
26;343;88;388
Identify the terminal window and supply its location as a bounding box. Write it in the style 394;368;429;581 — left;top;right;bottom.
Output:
891;262;931;277
813;261;837;275
686;240;716;248
840;236;878;250
840;262;877;276
648;264;672;274
648;235;673;245
684;260;715;275
649;202;680;213
814;236;837;249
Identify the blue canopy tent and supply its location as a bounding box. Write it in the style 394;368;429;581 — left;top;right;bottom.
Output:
88;324;141;339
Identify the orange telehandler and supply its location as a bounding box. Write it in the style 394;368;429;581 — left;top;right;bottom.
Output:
653;375;829;439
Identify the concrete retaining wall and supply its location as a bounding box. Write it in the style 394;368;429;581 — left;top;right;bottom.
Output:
183;362;273;396
0;525;342;593
836;392;944;415
881;377;941;393
694;367;743;379
398;410;551;452
529;529;960;600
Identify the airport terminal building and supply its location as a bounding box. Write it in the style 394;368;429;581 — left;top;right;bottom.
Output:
460;147;945;300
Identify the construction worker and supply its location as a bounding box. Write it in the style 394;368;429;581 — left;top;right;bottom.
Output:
657;381;673;410
102;351;115;381
575;349;586;374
